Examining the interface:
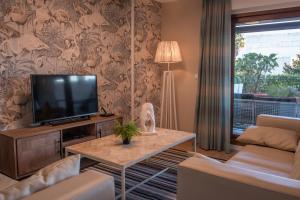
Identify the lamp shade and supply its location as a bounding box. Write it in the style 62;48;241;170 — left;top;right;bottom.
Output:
155;41;182;63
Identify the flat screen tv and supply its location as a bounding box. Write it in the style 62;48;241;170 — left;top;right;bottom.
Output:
31;74;98;124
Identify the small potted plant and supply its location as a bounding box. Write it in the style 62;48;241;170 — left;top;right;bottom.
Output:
114;121;138;145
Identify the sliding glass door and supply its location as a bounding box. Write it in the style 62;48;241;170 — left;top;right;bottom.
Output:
232;12;300;137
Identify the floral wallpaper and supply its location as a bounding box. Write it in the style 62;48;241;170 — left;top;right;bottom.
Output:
134;0;161;122
0;0;162;131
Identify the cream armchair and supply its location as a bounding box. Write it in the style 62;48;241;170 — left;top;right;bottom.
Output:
177;115;300;200
177;156;300;200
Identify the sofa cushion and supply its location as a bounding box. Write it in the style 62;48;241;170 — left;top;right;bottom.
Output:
0;155;81;200
0;174;46;200
236;126;264;145
227;145;294;178
290;142;300;180
236;126;299;151
22;170;115;200
36;154;80;186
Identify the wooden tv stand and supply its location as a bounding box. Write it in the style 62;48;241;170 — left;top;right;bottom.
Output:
0;115;121;179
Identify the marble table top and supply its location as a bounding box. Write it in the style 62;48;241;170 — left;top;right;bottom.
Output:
66;128;195;168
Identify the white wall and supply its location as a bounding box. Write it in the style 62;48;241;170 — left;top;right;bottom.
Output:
161;0;202;132
232;0;300;13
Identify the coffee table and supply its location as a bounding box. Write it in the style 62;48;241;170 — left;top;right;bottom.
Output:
65;128;196;200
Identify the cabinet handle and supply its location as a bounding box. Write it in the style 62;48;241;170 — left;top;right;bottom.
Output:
55;139;61;154
98;129;102;138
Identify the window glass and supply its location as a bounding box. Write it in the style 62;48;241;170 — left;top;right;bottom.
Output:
233;18;300;135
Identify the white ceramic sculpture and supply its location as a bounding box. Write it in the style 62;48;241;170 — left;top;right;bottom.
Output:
140;103;156;134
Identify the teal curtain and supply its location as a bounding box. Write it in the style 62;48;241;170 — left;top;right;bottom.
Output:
194;0;231;153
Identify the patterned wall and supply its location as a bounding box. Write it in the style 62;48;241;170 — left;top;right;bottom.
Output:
0;0;162;130
134;0;161;122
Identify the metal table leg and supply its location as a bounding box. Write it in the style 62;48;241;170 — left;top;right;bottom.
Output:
121;167;126;200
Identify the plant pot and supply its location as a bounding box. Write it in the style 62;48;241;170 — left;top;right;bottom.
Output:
123;138;131;145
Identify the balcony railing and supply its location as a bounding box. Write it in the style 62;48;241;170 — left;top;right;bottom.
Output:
233;98;300;132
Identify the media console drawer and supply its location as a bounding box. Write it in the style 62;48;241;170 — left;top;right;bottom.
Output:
17;131;61;177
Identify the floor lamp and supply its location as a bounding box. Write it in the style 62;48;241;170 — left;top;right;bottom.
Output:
155;41;182;130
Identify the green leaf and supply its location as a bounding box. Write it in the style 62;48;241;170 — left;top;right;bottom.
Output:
114;121;138;141
235;52;279;93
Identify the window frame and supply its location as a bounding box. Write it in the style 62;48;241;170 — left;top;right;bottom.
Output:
230;7;300;142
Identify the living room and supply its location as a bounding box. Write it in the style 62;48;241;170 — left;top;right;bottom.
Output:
1;0;300;200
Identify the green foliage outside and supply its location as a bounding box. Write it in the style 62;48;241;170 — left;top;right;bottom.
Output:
234;33;300;98
265;85;295;98
235;33;245;57
235;53;279;93
264;75;300;97
284;54;300;74
264;74;300;90
235;52;300;97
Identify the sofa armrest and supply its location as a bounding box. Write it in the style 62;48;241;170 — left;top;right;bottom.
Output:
23;170;115;200
177;157;300;200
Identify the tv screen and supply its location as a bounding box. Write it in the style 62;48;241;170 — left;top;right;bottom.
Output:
31;75;98;124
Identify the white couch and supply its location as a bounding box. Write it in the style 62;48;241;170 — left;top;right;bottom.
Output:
177;115;300;200
0;169;115;200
